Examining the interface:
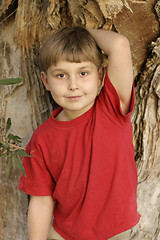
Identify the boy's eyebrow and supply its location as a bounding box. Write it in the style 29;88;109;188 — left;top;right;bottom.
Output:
51;68;66;73
51;65;93;73
79;65;92;70
49;68;66;75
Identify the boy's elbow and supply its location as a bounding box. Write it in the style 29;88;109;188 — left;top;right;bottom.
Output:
115;35;130;51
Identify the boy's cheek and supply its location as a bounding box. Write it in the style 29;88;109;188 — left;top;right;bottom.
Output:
50;90;63;99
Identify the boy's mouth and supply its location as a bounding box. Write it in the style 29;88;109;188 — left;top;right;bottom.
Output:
67;96;82;100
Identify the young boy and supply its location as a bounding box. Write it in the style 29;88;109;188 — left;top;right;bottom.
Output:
18;26;141;240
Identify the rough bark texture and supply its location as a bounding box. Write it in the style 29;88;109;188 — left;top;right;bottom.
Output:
132;36;160;240
0;0;160;239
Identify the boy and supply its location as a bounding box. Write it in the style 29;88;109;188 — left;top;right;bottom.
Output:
18;26;140;240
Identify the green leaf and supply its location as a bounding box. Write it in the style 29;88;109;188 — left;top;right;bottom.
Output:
0;78;23;85
16;149;33;157
1;153;11;158
1;142;10;151
14;157;26;177
6;118;11;132
8;133;22;142
6;158;12;179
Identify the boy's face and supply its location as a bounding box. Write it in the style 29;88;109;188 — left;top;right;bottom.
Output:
41;60;103;120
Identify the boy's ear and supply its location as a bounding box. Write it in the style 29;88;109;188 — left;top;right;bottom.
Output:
41;72;50;91
98;66;105;86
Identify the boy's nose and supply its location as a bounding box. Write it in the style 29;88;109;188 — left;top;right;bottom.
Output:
68;76;79;90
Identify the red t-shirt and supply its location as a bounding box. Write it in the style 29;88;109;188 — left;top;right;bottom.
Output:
18;72;140;240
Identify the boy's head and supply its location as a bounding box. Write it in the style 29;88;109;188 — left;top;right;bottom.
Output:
39;26;103;73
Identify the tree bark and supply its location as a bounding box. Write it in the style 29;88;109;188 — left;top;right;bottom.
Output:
0;0;160;239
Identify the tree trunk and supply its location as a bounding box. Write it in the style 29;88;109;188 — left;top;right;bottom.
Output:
0;0;159;239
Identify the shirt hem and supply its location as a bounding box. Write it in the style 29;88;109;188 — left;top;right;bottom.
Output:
18;183;53;196
53;214;141;240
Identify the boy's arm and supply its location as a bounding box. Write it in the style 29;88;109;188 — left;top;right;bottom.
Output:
28;195;55;240
88;29;133;115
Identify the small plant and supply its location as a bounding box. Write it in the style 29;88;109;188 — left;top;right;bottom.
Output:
0;78;22;85
0;78;31;178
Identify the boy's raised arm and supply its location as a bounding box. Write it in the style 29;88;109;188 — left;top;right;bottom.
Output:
28;195;54;240
88;29;133;115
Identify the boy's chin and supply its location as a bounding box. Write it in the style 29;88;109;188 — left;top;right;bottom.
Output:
64;103;94;113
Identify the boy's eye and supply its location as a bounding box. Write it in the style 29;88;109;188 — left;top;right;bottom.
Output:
57;73;66;78
80;72;88;76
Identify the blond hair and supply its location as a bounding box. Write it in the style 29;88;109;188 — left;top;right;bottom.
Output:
39;26;103;73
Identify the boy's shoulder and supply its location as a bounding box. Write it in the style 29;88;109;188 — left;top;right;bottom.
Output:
30;115;54;144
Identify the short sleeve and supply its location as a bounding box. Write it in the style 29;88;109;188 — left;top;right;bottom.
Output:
98;71;135;125
18;137;55;196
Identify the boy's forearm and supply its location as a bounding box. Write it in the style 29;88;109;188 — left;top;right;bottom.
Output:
28;196;55;240
88;29;129;56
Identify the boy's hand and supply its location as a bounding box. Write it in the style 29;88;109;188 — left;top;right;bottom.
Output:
88;29;133;115
28;195;55;240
